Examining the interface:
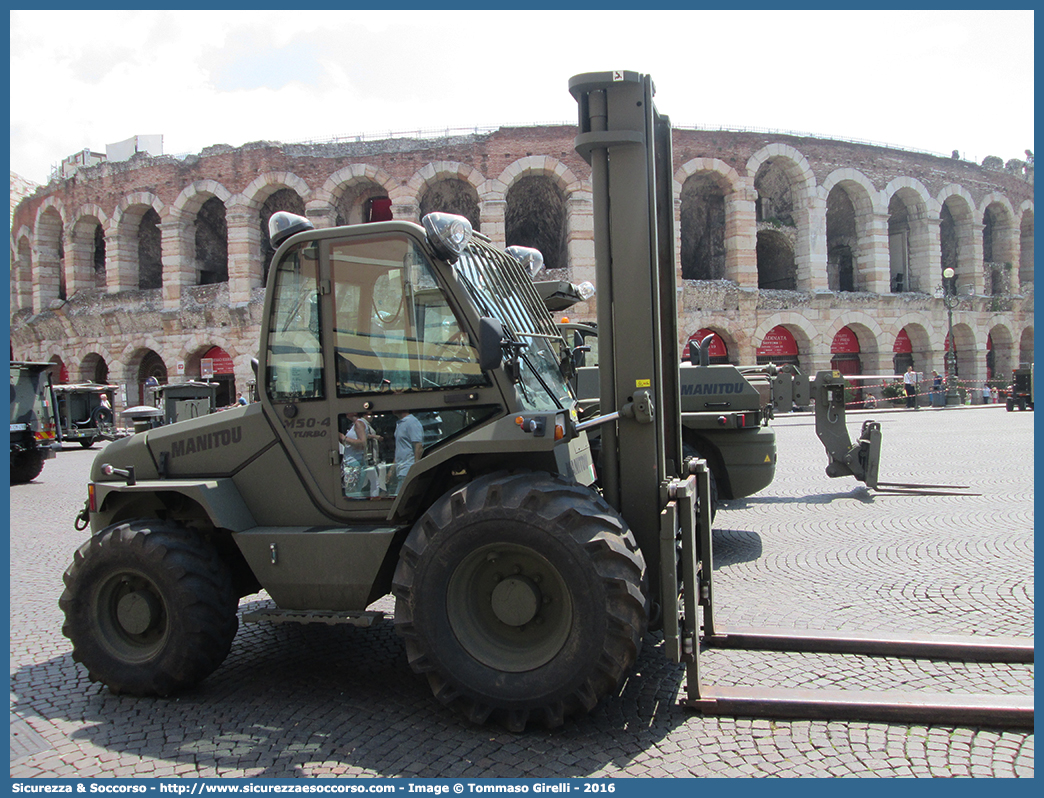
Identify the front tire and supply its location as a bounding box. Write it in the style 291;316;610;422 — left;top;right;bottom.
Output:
392;471;647;731
59;521;239;696
10;451;45;484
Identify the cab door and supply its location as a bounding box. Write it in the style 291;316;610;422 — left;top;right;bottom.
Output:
263;226;501;518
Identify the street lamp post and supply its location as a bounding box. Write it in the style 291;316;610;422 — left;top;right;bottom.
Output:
942;267;961;406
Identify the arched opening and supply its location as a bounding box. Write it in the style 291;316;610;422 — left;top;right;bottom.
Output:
982;203;1013;296
505;175;567;273
419;178;480;232
335;182;390;226
1018;327;1034;367
260;188;306;284
138;208;162;290
892;328;914;375
756;325;800;367
196;345;236;407
830;326;862;405
195;196;228;285
888;194;911;293
48;355;69;385
36;207;63;309
93;224;106;289
1018;209;1033;289
15;237;32;310
680;174;727;280
940;196;974;291
685;328;730;364
756;230;796;289
137;350;168;405
80;353;110;384
826;186;857;292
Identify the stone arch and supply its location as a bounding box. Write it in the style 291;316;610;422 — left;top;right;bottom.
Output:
317;165;397;227
677;163;735;281
236;175;310;285
34;199;66;311
504;174;568;272
119;344;170;406
937;185;979;295
68;204;110;295
946;322;980;389
1017;201;1033;289
884;178;934;294
821;171;879;292
111;192;167;293
682;325;739;365
980;193;1017;296
497;156;585;273
752;315;817;372
411;162;485;232
78;351;112;384
748;145;816;290
887;318;935;378
985;320;1016;382
12;227;33;312
1018;326;1034;367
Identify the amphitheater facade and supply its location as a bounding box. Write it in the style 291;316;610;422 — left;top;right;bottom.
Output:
9;125;1034;411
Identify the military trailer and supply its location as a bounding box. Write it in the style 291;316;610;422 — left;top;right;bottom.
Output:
154;381;218;424
10;361;60;483
53;383;118;448
1006;366;1033;411
61;71;1031;731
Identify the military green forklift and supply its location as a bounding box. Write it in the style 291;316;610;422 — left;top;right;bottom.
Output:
61;71;1031;731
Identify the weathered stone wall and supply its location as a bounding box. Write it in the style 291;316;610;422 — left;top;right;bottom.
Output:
10;125;1034;413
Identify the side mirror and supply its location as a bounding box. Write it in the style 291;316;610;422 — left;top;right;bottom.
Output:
478;317;505;372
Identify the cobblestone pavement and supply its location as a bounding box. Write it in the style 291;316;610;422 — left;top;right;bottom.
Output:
10;405;1033;778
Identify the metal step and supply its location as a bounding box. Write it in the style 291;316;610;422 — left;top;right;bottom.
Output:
243;608;385;627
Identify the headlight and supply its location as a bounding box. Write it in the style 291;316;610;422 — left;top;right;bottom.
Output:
576;280;596;300
269;212;314;248
422;213;473;261
506;246;545;277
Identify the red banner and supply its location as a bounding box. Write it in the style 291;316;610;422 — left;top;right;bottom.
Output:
756;326;799;357
202;346;235;374
893;329;913;354
831;326;860;354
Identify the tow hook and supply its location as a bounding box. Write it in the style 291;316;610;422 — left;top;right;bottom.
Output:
74;499;90;532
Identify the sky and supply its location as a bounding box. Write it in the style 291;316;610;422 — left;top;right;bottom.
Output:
9;9;1035;187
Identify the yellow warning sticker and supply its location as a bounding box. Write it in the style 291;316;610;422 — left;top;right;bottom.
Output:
764;454;772;463
636;379;651;388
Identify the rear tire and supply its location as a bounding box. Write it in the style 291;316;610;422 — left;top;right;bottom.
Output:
392;471;647;731
10;451;45;484
59;520;239;696
79;437;96;449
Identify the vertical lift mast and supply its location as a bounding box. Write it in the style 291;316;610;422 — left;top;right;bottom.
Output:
569;70;1032;728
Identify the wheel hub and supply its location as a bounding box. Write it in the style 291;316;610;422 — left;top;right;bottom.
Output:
490;576;541;627
116;590;160;635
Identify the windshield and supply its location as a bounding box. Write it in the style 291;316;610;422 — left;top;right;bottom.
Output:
453;240;573;412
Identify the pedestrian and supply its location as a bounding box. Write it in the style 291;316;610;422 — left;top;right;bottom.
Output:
982;382;991;405
904;365;918;409
393;410;425;488
931;370;943;406
340;411;381;497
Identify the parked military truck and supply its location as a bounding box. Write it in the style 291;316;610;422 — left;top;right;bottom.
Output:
53;383;118;448
554;317;774;512
10;361;60;483
60;70;1024;732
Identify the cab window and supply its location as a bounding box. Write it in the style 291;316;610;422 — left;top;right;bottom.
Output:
331;236;488;395
265;244;323;402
